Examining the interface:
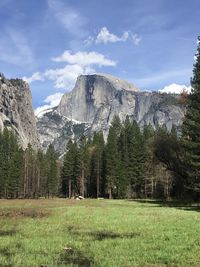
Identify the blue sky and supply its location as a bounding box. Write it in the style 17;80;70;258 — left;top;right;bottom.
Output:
0;0;199;111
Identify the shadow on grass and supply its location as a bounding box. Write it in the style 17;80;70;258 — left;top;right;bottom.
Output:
89;230;139;241
67;226;140;241
131;199;200;212
0;242;22;267
0;229;17;237
57;247;94;267
0;248;14;267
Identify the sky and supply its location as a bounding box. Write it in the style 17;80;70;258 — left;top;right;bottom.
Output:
0;0;199;113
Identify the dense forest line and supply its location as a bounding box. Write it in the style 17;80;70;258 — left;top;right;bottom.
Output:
0;128;59;198
62;119;180;199
0;37;200;200
0;121;180;199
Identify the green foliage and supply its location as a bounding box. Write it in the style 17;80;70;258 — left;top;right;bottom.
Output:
182;37;200;196
0;128;59;198
153;126;185;198
60;114;187;200
89;132;105;198
46;144;58;197
62;140;81;197
118;117;146;198
0;128;23;198
105;115;122;198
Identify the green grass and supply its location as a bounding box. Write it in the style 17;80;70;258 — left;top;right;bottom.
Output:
0;199;200;267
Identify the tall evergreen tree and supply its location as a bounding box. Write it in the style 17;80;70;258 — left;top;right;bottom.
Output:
105;116;122;198
182;36;200;197
1;128;10;197
62;140;81;197
7;131;23;198
79;135;90;197
36;149;47;197
46;144;58;197
128;120;145;197
0;128;23;198
91;132;105;198
118;116;131;197
153;126;183;198
62;140;74;198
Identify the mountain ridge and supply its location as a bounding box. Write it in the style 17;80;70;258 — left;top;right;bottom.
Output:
37;73;185;155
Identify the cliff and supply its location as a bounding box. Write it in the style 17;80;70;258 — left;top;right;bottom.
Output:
0;73;39;149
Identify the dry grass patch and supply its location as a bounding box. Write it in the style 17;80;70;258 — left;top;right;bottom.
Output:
0;208;50;219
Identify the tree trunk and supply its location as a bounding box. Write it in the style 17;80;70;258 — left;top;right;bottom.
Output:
81;162;85;197
108;188;112;199
97;159;100;198
68;178;71;199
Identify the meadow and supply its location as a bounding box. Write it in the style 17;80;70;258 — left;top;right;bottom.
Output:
0;198;200;267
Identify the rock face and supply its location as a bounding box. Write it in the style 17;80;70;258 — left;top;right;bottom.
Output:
37;73;185;155
0;74;39;149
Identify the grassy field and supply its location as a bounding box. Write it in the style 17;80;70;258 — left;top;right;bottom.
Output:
0;199;200;267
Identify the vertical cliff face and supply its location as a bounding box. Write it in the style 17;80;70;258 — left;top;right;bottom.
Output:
0;74;39;149
57;74;184;134
58;73;139;124
37;74;185;155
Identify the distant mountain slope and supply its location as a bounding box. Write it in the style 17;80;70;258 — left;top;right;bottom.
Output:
0;73;39;149
37;74;185;155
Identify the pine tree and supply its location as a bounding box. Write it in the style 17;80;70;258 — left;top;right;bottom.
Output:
46;144;58;197
153;125;184;198
128;120;145;197
79;135;90;197
118;116;131;197
1;128;10;197
0;128;23;198
118;119;146;197
105;116;122;198
143;124;156;198
91;132;105;198
62;140;73;198
182;36;200;197
8;131;23;198
62;140;81;198
36;149;47;197
0;130;3;198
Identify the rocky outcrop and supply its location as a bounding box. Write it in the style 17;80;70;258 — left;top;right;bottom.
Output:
36;109;89;156
37;74;185;154
0;73;39;149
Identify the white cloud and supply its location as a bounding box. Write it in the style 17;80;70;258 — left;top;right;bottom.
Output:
35;92;64;117
85;27;141;46
47;0;87;37
52;50;116;66
84;36;94;46
44;64;95;89
24;50;116;89
23;72;44;83
159;83;192;94
131;33;141;45
44;92;64;106
96;27;129;44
